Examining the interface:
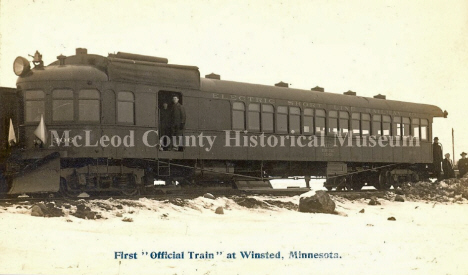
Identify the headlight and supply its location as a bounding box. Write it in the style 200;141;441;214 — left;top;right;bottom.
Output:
13;56;31;76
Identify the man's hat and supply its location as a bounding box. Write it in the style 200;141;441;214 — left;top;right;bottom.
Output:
434;137;439;140
461;152;467;156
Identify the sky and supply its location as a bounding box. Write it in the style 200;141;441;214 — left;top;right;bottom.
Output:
0;0;467;160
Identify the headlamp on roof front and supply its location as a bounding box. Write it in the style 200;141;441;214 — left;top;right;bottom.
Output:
13;56;31;76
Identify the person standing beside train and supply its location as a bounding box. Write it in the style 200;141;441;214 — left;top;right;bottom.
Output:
458;152;468;178
432;137;443;181
442;153;455;179
171;95;186;151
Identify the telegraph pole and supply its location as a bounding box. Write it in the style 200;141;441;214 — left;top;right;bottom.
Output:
452;128;455;164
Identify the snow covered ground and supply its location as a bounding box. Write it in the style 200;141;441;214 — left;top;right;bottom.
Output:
1;195;467;275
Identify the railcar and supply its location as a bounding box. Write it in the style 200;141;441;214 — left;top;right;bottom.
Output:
0;87;18;193
1;48;447;196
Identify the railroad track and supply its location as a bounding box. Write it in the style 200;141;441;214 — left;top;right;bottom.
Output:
0;187;310;204
0;188;393;205
327;189;389;199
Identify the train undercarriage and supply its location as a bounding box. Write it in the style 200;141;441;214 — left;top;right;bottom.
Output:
0;152;432;197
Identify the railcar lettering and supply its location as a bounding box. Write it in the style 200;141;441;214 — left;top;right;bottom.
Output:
212;93;275;104
287;100;324;108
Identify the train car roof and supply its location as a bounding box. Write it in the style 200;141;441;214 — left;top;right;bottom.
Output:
200;78;445;117
15;49;444;117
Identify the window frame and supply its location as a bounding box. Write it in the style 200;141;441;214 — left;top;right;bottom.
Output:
421;119;429;141
382;115;391;136
361;113;371;136
276;106;288;134
247;103;261;131
372;115;382;136
339;111;349;135
351;112;360;136
289;106;301;134
117;91;135;125
315;109;326;136
411;118;420;139
78;89;101;122
261;104;274;133
303;108;314;135
232;101;246;130
24;90;45;123
52;89;74;122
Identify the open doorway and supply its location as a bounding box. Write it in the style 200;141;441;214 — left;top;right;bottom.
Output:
158;91;184;151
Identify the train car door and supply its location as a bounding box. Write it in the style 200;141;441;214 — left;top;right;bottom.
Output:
158;91;184;152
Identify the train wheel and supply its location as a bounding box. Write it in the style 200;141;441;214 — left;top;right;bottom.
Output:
336;177;351;191
326;186;333;191
352;182;363;190
411;171;420;183
378;171;391;190
59;177;80;198
121;187;139;196
350;174;363;190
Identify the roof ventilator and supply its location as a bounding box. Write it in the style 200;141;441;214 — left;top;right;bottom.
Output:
205;73;220;80
343;90;356;96
275;81;289;88
311;86;324;92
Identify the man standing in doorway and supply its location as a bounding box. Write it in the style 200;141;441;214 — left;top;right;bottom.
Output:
159;102;171;151
432;137;443;181
171;95;186;151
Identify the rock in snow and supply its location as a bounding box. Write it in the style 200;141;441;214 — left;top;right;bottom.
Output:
31;204;46;217
298;190;336;214
203;193;216;200
394;195;405;202
215;207;224;214
368;197;381;205
30;203;64;217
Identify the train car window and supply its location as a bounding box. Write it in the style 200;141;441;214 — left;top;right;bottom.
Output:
117;91;135;124
412;118;420;139
402;117;410;137
248;103;260;131
351;113;360;135
393;116;402;137
261;104;274;132
289;107;300;134
79;89;100;122
361;114;370;136
25;90;45;122
328;111;338;135
276;106;288;133
372;115;382;136
52;89;74;121
421;119;428;140
382;115;391;136
315;109;326;135
232;102;245;130
303;108;313;134
339;111;349;135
